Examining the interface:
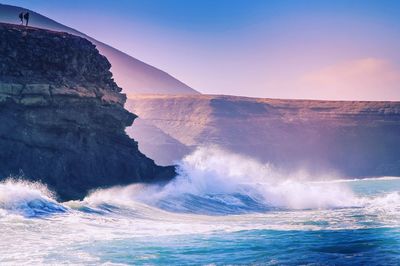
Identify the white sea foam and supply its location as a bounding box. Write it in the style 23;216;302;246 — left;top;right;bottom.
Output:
81;146;361;214
0;149;399;265
1;147;398;218
0;179;66;217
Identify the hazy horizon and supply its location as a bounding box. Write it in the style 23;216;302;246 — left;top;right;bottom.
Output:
2;0;400;100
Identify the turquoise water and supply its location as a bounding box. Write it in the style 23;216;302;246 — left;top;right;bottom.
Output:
84;228;400;265
0;148;399;265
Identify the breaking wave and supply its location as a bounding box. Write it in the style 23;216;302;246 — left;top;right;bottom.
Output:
81;147;361;215
0;179;66;218
1;147;399;265
0;147;399;218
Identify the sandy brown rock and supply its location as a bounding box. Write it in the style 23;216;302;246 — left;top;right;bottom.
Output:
127;94;400;177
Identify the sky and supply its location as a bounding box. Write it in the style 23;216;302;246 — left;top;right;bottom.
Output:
2;0;400;100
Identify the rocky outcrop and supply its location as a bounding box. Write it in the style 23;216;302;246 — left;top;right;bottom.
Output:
127;94;400;177
0;4;199;95
0;23;175;200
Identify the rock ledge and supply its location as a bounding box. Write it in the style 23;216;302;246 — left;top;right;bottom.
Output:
0;23;175;200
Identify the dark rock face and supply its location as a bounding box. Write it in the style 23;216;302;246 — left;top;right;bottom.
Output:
0;23;175;200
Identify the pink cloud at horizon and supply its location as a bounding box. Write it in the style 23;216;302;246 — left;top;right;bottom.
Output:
298;58;400;101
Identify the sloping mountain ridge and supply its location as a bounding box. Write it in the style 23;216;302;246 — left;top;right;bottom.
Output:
127;94;400;177
0;3;199;95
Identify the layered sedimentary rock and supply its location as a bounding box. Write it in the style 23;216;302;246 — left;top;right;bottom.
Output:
0;23;175;200
127;94;400;177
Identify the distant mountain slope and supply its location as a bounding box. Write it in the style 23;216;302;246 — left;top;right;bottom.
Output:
0;4;199;95
127;94;400;177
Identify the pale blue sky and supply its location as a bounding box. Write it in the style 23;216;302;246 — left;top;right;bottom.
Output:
2;0;400;100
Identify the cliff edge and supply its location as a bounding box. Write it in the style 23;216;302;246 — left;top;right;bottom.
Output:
0;23;175;200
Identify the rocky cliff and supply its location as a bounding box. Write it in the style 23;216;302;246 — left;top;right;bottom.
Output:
0;23;175;200
127;94;400;177
0;4;199;95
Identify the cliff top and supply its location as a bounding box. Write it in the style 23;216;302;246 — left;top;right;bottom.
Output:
0;23;121;92
128;93;400;116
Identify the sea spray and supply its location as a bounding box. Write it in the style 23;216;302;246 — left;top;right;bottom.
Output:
82;146;361;214
0;150;399;265
1;147;398;219
0;179;66;217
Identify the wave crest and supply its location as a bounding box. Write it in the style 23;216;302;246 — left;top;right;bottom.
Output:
0;179;66;217
83;147;361;215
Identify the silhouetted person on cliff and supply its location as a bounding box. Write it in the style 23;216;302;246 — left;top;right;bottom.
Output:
18;12;24;25
23;12;29;26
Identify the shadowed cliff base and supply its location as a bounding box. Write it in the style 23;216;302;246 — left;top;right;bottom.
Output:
0;23;175;201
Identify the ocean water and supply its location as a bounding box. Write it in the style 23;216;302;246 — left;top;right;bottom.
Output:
1;147;399;265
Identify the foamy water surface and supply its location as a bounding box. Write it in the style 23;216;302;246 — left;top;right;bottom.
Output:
1;147;399;265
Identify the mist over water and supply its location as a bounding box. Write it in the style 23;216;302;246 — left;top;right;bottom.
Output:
1;147;400;265
93;146;360;214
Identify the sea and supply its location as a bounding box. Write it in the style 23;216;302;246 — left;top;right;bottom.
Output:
0;147;399;265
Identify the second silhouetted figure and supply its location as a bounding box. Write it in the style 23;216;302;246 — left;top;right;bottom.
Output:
23;12;30;26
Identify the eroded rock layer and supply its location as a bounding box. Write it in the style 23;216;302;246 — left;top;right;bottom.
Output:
0;23;175;200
